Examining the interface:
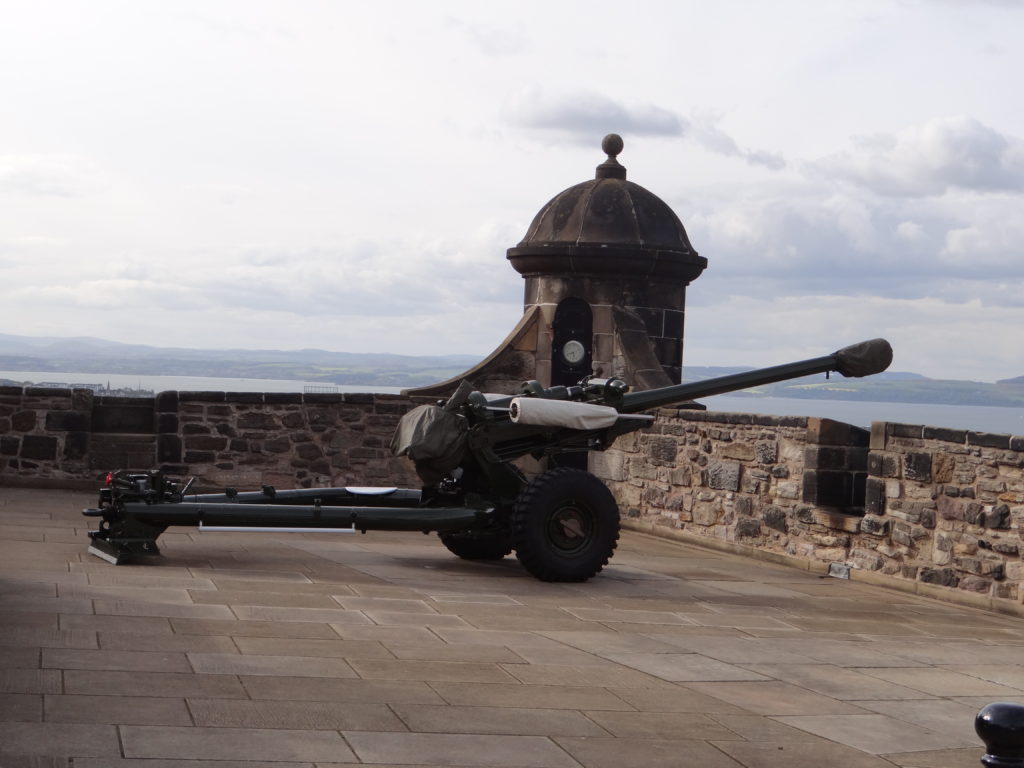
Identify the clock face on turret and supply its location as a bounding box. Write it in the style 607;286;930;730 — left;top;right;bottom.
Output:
561;339;586;366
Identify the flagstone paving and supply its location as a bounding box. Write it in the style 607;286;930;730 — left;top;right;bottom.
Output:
1;485;1022;767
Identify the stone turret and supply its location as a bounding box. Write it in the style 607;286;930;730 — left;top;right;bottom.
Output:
508;134;707;388
406;134;707;397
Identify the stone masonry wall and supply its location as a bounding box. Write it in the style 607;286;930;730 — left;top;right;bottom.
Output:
593;408;862;555
593;407;1024;613
865;422;1024;603
0;386;94;483
0;386;419;490
155;391;420;490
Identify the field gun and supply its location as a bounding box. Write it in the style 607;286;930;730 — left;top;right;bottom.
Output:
83;338;892;581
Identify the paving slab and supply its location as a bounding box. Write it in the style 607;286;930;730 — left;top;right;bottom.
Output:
121;725;355;762
344;731;580;767
187;697;406;730
2;486;1019;767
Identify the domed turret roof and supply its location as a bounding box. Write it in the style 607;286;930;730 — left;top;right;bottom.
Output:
507;135;708;281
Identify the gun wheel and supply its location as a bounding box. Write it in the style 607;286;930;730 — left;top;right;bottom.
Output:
512;468;619;582
438;531;513;561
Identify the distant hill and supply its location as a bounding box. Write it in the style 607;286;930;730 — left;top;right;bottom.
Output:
0;334;481;388
682;366;1024;407
0;333;1021;405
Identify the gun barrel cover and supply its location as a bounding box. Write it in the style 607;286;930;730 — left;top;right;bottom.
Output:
509;398;619;430
834;338;894;378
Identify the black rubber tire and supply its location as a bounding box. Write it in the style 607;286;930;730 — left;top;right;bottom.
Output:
438;531;514;561
512;468;620;582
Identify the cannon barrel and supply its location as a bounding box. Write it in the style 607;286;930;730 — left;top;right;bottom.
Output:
617;338;893;414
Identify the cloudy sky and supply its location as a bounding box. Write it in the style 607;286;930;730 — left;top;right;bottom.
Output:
2;0;1022;381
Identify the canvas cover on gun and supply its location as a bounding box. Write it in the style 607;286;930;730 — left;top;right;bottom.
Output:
390;405;469;483
833;338;893;378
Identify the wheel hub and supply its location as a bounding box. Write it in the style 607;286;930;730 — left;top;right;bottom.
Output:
548;504;592;553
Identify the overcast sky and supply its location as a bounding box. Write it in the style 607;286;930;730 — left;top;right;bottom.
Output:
2;0;1022;381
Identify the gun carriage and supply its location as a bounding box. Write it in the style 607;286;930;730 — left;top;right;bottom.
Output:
83;338;892;581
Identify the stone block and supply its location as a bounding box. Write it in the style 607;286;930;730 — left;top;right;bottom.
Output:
922;425;967;443
296;444;323;461
755;441;777;463
706;461;740;491
984;504;1011;529
179;391;226;402
646;436;678;465
45;410;90;431
968;431;1010;449
20;435;57;460
692;502;719;526
185;436;229;451
870;421;888;450
12;410;37;431
721;442;755;461
803;469;855;507
959;576;991;593
237;412;279;430
867;451;900;477
864;479;888;514
63;431;89;460
157;413;178;433
0;435;19;455
25;386;70;397
919;567;959;587
155;391;179;412
157;435;182;463
859;514;890;536
903;452;932;482
223;392;264;404
762;507;788;532
932;452;956;483
776;480;800;499
264;393;303;404
735;518;762;538
263;438;291;453
992;540;1019;556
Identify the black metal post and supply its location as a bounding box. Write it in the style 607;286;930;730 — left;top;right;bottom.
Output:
976;702;1024;768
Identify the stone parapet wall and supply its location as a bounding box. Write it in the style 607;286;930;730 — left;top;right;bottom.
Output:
864;422;1023;602
155;391;420;490
0;385;420;491
592;408;1024;612
0;385;95;483
3;384;1022;610
594;408;866;557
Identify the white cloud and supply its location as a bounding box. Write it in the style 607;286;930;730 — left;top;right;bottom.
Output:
507;87;686;144
685;294;1024;381
689;115;786;170
0;154;102;197
811;117;1024;197
896;221;924;241
1;1;1024;383
445;16;531;56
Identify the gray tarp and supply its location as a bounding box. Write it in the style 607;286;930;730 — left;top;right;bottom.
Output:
390;404;469;484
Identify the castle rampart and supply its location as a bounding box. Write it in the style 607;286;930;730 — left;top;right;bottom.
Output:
2;384;1021;614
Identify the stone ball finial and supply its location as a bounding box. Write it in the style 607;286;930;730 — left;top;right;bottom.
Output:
976;702;1024;768
602;133;623;158
596;134;626;180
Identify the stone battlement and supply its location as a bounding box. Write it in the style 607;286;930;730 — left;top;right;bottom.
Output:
1;384;1021;613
